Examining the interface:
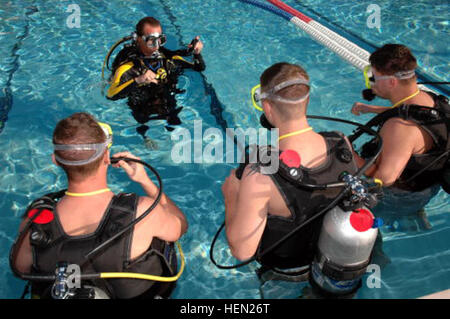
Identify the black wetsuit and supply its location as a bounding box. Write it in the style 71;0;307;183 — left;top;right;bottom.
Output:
107;43;205;137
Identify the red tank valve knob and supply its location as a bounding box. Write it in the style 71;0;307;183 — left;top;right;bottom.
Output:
349;208;374;232
280;150;301;168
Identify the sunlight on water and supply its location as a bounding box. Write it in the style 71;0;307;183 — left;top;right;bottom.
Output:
0;0;448;299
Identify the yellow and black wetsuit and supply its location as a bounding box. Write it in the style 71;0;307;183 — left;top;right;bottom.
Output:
106;44;206;135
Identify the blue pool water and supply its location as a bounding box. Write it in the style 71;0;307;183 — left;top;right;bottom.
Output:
0;0;448;299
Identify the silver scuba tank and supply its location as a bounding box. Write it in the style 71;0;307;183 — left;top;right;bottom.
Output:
310;205;381;296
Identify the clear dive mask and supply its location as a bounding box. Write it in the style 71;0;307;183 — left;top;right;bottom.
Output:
363;65;416;89
251;78;310;111
53;122;113;166
142;33;167;49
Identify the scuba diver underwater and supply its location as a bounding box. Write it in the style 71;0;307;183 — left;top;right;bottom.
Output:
103;17;205;147
9;113;188;299
212;63;385;299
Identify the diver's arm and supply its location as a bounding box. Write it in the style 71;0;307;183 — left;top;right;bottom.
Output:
112;152;188;239
367;118;416;186
224;167;270;261
191;53;206;71
161;46;206;72
14;219;33;274
106;63;141;100
162;47;191;57
351;102;391;116
139;179;188;235
160;40;201;57
137;195;188;242
169;53;205;72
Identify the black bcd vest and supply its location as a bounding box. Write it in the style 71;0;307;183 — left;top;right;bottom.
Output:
28;192;177;299
237;132;359;270
358;91;450;192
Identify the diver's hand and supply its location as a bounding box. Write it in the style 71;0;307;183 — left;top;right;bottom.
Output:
351;102;372;116
135;70;158;85
188;36;203;54
111;152;152;185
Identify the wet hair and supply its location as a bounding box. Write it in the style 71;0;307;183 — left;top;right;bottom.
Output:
53;112;107;182
136;17;161;36
260;62;310;120
369;44;417;84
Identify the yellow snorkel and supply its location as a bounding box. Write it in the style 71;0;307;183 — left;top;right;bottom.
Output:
251;84;264;111
363;65;373;89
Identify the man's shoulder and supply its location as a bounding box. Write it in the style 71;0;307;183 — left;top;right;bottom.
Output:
240;164;273;192
112;46;140;70
383;116;420;130
159;47;177;58
318;130;348;142
380;116;424;144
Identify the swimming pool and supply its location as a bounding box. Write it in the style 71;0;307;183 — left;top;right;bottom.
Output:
0;0;448;299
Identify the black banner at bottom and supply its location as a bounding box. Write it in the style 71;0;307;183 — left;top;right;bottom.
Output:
0;298;446;317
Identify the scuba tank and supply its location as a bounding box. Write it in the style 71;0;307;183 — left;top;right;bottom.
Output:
310;205;381;297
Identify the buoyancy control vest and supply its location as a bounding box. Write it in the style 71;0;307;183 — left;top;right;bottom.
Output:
244;132;359;270
29;192;177;299
359;91;450;192
107;45;180;103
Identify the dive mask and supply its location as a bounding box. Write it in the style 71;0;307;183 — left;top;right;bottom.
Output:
53;122;113;166
251;78;310;111
363;65;415;89
142;33;167;49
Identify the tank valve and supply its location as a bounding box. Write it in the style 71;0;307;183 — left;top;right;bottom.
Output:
51;262;72;299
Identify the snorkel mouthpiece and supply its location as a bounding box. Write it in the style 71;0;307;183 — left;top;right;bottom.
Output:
362;89;376;101
260;114;275;130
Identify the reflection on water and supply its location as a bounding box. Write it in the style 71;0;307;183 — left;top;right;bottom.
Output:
0;0;448;299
